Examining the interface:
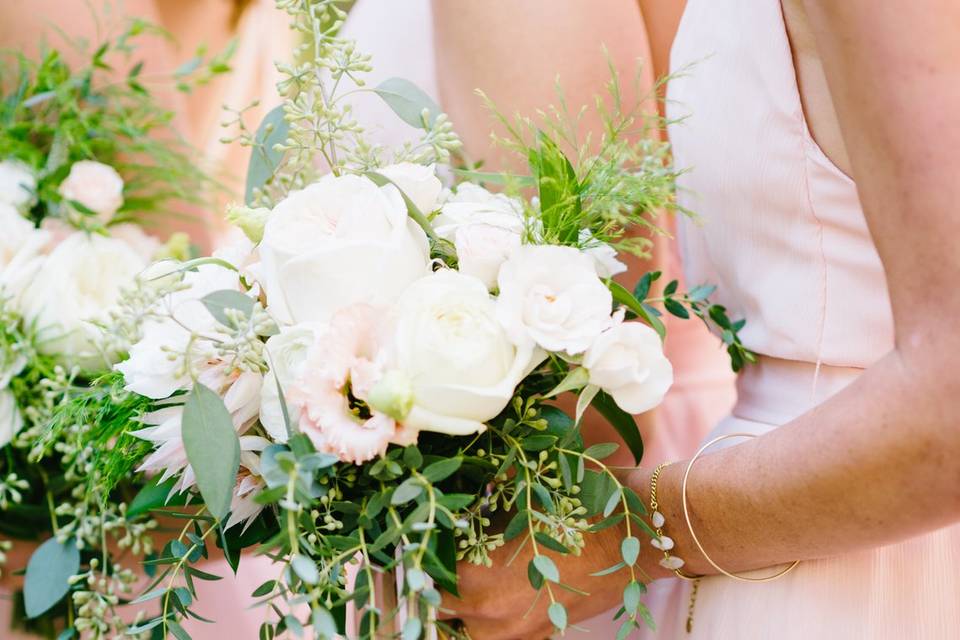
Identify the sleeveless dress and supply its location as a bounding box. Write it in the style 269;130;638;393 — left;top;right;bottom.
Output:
646;1;960;638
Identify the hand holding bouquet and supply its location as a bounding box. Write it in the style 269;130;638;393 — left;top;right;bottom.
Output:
52;2;751;638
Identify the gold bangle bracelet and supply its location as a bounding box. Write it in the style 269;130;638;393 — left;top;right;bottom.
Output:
681;432;800;583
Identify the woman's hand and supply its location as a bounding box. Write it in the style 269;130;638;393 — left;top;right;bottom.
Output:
441;479;671;640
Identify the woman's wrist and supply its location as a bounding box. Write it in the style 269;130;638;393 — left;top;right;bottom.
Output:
623;462;710;579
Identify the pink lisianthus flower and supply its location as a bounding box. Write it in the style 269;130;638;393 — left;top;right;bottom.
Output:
287;304;415;464
131;370;263;493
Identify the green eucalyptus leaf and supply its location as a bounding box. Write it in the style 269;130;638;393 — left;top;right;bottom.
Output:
167;620;192;640
421;457;462;483
182;383;241;522
624;580;642;616
201;289;254;326
534;532;570;555
583;442;619;460
391;478;423;505
312;607;338;640
245;104;289;205
374;77;441;129
548;602;568;630
402;618;423;640
291;554;319;585
603;488;623;518
532;555;560;583
504;509;529;541
23;537;80;618
590;560;626;577
127;475;186;519
621;537;640;566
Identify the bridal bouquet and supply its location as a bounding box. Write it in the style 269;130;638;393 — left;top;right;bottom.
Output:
0;17;231;637
61;2;750;638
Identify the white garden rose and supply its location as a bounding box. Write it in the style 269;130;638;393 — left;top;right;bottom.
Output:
0;388;23;448
579;229;627;278
434;183;526;289
583;318;673;414
0;203;43;270
260;324;320;442
60;160;124;221
454;222;522;289
259;174;430;325
496;244;613;354
377;162;442;214
0;205;49;306
18;232;147;370
383;270;543;436
0;160;36;211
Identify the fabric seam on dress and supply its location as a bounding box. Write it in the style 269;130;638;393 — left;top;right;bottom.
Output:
774;0;828;402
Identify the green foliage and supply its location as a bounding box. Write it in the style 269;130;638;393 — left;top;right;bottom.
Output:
478;57;682;260
0;17;228;231
23;537;80;618
181;384;241;522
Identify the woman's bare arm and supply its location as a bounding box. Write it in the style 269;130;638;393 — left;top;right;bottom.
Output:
431;0;653;173
649;0;960;576
442;2;960;637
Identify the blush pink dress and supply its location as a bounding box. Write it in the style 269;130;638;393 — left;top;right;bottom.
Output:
632;0;960;638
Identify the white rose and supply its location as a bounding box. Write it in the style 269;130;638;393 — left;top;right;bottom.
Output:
110;223;162;260
0;208;49;305
496;244;613;354
384;270;543;436
60;160;124;221
583;319;673;414
378;162;442;214
454;223;521;289
434;183;526;289
260;174;430;325
19;232;147;370
0;203;43;271
0;388;23;448
579;230;627;278
260;324;319;442
0;160;36;211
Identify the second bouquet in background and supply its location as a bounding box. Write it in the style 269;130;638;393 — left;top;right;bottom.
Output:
70;1;752;638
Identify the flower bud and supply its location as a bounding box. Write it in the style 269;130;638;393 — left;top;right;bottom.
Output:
366;370;414;422
226;203;270;242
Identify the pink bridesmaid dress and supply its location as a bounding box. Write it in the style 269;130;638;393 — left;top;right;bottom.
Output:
639;1;960;638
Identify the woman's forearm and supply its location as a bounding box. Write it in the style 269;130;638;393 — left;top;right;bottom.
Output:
633;347;960;578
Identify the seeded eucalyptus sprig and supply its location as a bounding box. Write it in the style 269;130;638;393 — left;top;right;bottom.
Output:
226;0;462;210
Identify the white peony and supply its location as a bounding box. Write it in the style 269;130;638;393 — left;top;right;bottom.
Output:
260;324;320;442
377;162;442;214
0;388;23;448
259;174;430;325
434;183;526;289
382;270;543;436
18;232;147;370
583;317;673;414
59;160;124;221
0;160;36;211
496;244;613;355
